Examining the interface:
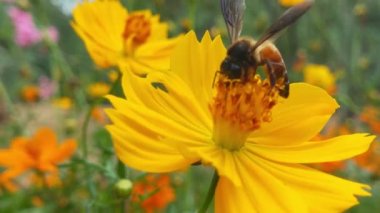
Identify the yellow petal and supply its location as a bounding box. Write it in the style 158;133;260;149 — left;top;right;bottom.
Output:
245;133;375;163
135;37;181;70
71;0;127;67
253;156;370;212
118;69;212;132
106;96;209;140
249;83;339;145
171;31;226;111
148;21;169;41
215;153;308;213
215;177;258;213
106;122;193;173
174;141;242;186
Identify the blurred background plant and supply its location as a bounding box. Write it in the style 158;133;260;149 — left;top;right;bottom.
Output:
0;0;379;212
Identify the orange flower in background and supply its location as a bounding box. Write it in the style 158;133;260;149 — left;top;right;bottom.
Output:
71;0;180;75
354;140;380;175
279;0;306;7
91;106;108;124
360;106;380;134
20;85;39;102
0;173;18;192
0;128;77;182
29;172;62;188
31;196;44;207
131;174;175;213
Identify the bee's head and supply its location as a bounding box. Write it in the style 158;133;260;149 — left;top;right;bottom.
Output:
226;39;252;63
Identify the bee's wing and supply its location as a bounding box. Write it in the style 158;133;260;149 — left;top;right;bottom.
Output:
220;0;246;43
251;0;314;52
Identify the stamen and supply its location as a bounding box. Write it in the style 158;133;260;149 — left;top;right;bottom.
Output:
210;74;279;150
123;13;151;53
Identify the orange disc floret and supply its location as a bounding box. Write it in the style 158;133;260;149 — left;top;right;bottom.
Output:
123;13;151;45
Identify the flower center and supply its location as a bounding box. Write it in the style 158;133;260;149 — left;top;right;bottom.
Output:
25;143;41;159
123;13;151;53
210;74;279;150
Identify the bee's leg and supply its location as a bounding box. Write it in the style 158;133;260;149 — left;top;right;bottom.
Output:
263;59;277;87
212;71;220;88
263;59;289;98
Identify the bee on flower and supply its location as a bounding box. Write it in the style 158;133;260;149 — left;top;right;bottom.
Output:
71;0;180;75
105;30;374;212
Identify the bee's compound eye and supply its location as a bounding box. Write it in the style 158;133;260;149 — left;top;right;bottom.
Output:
230;63;241;72
221;58;240;71
220;59;242;79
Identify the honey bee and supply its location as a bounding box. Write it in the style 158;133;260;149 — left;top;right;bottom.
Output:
219;0;314;98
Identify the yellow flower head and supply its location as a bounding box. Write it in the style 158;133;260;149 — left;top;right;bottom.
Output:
87;82;110;98
0;128;77;180
106;31;374;212
53;97;73;110
71;0;180;75
303;64;336;94
108;70;119;82
279;0;306;7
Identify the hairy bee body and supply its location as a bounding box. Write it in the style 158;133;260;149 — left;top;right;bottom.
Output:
220;38;289;98
219;0;314;98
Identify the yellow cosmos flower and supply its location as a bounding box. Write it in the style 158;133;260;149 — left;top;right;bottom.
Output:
53;97;73;110
106;31;374;212
71;0;179;75
87;82;110;98
303;64;336;94
279;0;306;7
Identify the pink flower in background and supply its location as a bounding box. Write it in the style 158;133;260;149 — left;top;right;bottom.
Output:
38;76;56;100
41;26;59;43
7;7;41;47
1;0;15;3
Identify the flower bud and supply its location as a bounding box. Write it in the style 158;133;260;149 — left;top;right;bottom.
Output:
115;179;133;198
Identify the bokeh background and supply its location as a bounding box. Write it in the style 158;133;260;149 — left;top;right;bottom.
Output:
0;0;379;212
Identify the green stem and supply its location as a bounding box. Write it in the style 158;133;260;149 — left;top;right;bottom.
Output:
81;105;93;160
117;159;126;178
80;72;122;159
198;171;219;213
0;79;13;111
